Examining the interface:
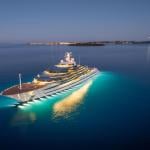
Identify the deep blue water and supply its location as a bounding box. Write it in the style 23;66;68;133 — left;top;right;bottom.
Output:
0;44;150;149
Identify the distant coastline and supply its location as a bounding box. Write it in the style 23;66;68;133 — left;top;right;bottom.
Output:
28;41;150;46
1;41;149;47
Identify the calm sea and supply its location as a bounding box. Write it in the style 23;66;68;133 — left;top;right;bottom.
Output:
0;44;150;149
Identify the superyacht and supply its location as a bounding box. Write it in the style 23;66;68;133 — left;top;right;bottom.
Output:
1;52;99;106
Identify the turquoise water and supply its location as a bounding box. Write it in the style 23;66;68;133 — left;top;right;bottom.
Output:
0;45;150;149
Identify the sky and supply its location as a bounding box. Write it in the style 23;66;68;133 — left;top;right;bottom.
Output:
0;0;150;43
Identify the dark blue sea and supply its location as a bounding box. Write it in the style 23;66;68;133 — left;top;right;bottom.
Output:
0;44;150;150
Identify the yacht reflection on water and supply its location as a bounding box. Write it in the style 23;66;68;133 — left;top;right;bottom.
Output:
53;80;93;119
11;109;36;126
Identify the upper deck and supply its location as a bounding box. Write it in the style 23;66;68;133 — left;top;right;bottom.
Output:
55;52;77;68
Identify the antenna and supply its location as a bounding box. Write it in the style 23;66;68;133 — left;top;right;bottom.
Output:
19;73;22;90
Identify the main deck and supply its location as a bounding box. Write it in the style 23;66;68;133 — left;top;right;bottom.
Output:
2;83;46;95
